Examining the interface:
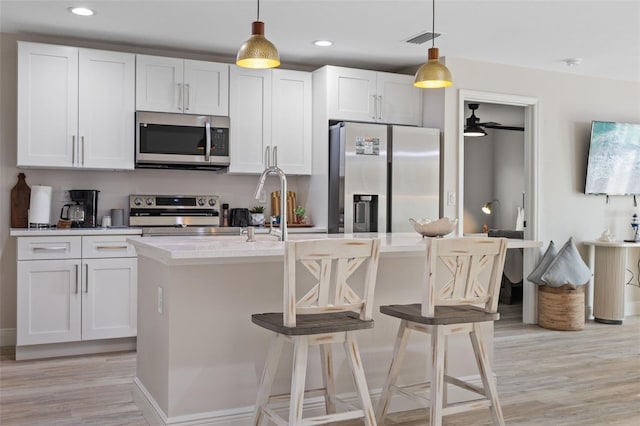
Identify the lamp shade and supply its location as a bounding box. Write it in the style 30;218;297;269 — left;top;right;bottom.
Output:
236;21;280;69
482;200;499;215
414;47;453;88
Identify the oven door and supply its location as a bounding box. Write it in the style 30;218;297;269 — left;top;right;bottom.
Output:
136;112;230;168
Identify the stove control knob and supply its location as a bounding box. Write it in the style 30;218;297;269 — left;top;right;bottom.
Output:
145;197;154;206
133;197;143;206
197;198;206;206
208;198;216;207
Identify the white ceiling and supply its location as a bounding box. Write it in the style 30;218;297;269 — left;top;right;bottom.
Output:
1;0;639;83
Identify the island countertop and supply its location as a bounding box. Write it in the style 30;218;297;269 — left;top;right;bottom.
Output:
127;232;541;265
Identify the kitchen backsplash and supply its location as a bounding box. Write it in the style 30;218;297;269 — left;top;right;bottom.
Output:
15;168;308;227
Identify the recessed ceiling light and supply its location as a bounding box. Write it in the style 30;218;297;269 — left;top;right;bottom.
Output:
68;7;94;16
563;58;583;67
313;40;333;47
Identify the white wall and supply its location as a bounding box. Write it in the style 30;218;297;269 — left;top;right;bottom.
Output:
463;135;493;232
493;129;525;230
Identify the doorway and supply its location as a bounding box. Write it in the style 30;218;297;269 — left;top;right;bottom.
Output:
457;90;540;324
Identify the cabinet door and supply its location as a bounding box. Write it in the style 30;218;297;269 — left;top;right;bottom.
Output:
135;55;184;113
271;69;312;175
79;49;135;170
82;258;137;340
377;72;423;126
184;60;229;116
17;259;81;345
228;66;272;173
326;66;377;122
17;42;78;167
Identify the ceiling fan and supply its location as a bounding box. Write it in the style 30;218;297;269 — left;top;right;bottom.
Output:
464;103;525;137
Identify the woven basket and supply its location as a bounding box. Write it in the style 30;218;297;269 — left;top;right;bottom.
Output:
538;285;585;331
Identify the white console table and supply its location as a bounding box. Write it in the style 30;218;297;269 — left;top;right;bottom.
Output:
584;241;640;324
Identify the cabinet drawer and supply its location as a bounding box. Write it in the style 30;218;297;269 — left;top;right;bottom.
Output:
18;237;81;260
82;235;137;258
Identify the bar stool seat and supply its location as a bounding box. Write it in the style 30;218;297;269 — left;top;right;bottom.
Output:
380;304;499;325
376;237;508;426
252;311;373;335
252;238;381;426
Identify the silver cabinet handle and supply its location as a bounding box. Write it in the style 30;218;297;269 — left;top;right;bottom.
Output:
185;83;190;111
81;136;85;165
33;246;67;251
96;245;129;250
177;83;183;111
264;146;271;168
84;264;89;293
377;95;383;120
371;95;377;120
273;145;278;167
205;121;211;161
75;264;79;294
72;135;76;165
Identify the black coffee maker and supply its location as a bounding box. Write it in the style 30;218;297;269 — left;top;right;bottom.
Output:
64;190;99;228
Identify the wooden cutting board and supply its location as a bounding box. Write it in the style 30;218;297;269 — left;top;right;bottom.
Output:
11;173;31;228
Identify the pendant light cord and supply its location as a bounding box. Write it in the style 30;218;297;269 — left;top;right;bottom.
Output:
257;0;260;21
432;0;435;48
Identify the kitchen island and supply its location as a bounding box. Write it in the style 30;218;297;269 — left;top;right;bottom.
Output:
128;233;540;426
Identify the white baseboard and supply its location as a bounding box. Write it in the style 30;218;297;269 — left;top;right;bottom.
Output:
133;374;485;426
15;337;136;360
0;328;16;347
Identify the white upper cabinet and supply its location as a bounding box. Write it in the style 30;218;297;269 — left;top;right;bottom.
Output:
324;65;422;126
136;55;229;116
229;66;312;175
228;67;271;173
17;42;135;170
271;69;312;175
79;49;135;169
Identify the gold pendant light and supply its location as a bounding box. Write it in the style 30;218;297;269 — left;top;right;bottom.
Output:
236;0;280;69
414;0;452;88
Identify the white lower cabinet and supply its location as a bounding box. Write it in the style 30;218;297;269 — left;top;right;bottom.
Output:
16;235;137;347
81;257;137;340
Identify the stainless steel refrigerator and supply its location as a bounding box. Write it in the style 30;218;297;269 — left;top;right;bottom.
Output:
328;122;440;233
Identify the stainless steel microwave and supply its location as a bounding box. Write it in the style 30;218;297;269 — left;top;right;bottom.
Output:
135;112;230;170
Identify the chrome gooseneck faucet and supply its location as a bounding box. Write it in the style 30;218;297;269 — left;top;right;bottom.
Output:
254;154;288;241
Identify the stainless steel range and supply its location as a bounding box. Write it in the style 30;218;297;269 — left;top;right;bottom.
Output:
130;194;239;236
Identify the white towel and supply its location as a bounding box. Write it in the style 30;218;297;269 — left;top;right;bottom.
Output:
515;207;525;231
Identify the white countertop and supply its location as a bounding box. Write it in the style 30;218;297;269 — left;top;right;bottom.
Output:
583;240;640;248
10;227;143;237
128;233;542;265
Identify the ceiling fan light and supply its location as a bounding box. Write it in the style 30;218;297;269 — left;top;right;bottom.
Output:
236;21;280;69
464;127;487;137
414;48;453;88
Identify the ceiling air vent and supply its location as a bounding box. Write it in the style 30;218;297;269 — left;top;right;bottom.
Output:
405;31;441;45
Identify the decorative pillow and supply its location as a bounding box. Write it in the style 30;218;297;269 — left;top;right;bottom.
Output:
526;240;557;285
540;237;592;288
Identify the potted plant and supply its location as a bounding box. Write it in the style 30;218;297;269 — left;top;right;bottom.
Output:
294;205;306;224
249;206;265;226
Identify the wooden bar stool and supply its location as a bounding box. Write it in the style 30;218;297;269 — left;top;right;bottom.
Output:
376;237;508;426
251;238;381;425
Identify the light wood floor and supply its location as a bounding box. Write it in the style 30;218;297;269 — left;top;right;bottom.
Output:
1;306;639;425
